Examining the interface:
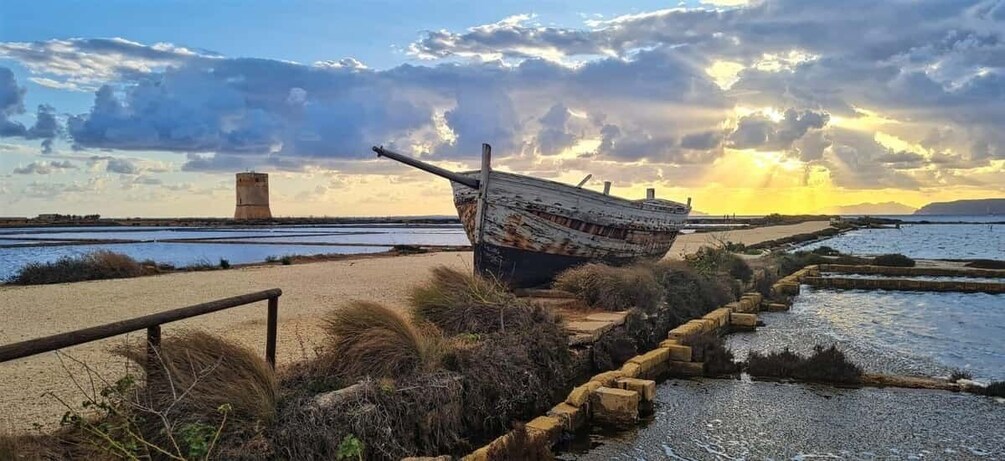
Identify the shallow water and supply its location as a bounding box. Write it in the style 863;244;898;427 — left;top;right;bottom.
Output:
728;286;1005;381
819;273;1004;283
799;223;1004;260
561;379;1005;460
0;242;394;279
0;225;469;280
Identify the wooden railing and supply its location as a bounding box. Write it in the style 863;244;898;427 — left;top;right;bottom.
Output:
0;289;283;368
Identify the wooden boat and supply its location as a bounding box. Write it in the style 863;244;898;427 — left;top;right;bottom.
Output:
374;144;691;287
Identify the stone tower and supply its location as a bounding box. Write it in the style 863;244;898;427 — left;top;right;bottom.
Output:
234;172;272;220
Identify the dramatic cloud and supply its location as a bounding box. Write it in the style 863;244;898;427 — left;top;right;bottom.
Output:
0;0;1002;193
0;67;27;136
728;109;829;152
0;68;63;152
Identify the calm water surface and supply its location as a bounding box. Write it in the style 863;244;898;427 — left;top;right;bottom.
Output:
799;223;1003;260
0;225;469;280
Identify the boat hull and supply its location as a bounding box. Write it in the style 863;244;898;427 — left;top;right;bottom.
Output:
452;171;689;287
474;242;638;287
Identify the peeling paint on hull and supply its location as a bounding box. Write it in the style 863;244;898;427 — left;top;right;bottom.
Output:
452;171;689;287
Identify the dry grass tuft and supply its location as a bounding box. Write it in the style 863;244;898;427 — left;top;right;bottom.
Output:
8;250;149;285
112;329;279;456
322;301;443;381
0;427;62;461
553;263;664;312
409;266;537;334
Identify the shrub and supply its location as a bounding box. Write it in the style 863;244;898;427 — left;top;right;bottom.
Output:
687;246;753;282
274;372;465;460
650;261;734;326
796;345;862;384
964;259;1005;269
441;313;574;439
8;250;146;285
410;267;538;334
553;263;664;312
745;345;862;384
949;369;973;382
811;246;841;256
745;348;803;379
59;330;280;459
281;256;293;265
321;301;442;381
981;381;1005;398
872;253;915;267
688;335;740;377
219;258;231;269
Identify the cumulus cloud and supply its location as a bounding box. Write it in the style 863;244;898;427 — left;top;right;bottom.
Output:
0;0;1002;191
0;67;63;152
728;109;829;152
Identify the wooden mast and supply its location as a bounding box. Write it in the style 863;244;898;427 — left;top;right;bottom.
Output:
473;143;492;245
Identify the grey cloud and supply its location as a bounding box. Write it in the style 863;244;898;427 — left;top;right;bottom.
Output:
106;157;140;174
728;109;829;151
0;67;27;136
12;160;76;174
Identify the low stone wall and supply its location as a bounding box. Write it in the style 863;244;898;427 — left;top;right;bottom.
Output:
803;276;1005;294
461;290;768;460
819;264;1005;278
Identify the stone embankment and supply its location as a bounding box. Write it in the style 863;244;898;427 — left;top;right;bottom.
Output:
769;263;1005;299
462;290;768;460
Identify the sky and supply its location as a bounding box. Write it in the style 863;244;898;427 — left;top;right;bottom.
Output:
0;0;1003;218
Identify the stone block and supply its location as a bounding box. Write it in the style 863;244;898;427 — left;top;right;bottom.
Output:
590;370;625;387
565;381;602;407
589;387;639;426
565;320;615;343
724;301;742;312
688;318;717;333
666;344;692;362
616;377;656;401
703;308;731;329
525;415;563;444
585;311;629;326
765;302;789;312
730;312;758;329
658;338;679;348
547;402;585;431
628;347;669;373
736;298;756;313
668;360;704;377
620;362;642;378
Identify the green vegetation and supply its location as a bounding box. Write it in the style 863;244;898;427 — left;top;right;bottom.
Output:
7;250;150;285
553;263;664;312
745;345;862;384
219;258;231;269
687;246;752;282
872;253;915;267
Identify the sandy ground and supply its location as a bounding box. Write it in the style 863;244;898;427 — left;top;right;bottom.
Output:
0;220;830;432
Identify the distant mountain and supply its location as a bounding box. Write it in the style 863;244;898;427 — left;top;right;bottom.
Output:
818;202;916;215
914;198;1005;215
